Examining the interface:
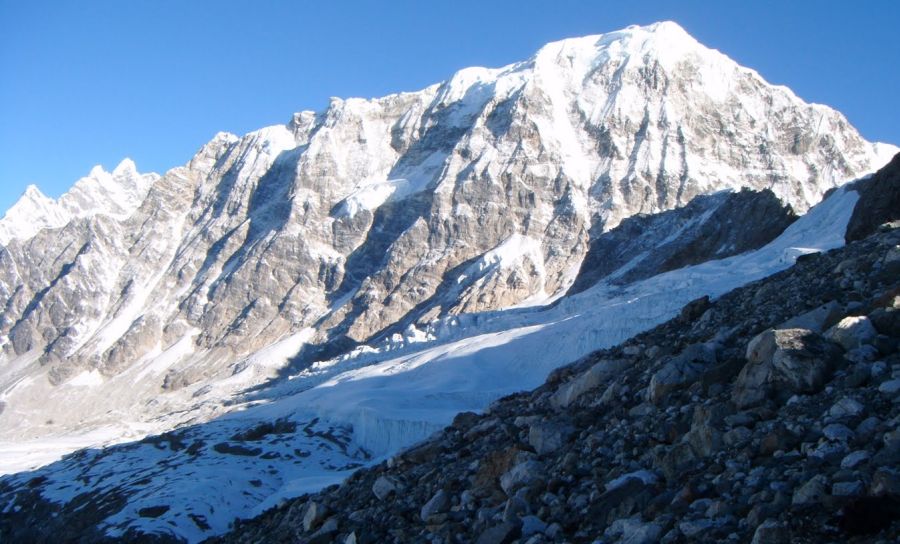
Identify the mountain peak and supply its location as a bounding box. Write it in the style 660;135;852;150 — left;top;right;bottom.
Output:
87;164;108;178
112;158;138;177
21;183;49;201
0;160;159;245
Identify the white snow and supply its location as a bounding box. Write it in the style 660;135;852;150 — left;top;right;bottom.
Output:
131;330;199;384
475;233;544;273
66;370;104;387
288;185;859;458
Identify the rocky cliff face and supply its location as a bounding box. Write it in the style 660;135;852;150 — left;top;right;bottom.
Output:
567;188;798;294
0;22;894;451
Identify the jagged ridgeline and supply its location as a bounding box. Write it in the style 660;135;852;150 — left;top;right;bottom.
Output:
0;20;898;543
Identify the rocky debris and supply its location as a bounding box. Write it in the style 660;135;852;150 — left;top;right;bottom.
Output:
209;214;900;543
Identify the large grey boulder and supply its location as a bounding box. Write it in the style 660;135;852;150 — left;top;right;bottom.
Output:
648;342;718;403
528;422;574;455
420;489;450;521
779;301;843;333
825;316;878;350
734;328;842;408
499;460;545;496
372;475;401;501
549;358;628;409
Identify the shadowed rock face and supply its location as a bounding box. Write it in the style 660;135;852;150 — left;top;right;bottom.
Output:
568;188;797;294
0;22;893;445
845;152;900;242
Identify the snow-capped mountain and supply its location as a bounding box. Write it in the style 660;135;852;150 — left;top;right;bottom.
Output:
0;159;159;246
0;21;897;540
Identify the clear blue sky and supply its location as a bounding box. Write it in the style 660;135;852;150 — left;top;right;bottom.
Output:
1;0;898;213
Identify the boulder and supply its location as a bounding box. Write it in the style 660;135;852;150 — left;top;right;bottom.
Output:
779;301;843;333
527;422;574;455
826;316;878;350
822;423;855;442
519;516;547;538
792;475;828;506
751;519;789;544
734;328;842;408
828;397;865;419
868;307;900;337
420;489;450;521
648;343;718;403
878;379;900;396
683;404;727;457
499;460;545;496
549;358;628;408
372;476;400;501
841;450;871;469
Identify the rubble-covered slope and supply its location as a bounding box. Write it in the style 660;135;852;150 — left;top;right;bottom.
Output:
211;199;900;544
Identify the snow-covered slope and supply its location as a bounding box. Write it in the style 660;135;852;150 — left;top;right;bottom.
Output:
0;173;866;542
0;21;896;520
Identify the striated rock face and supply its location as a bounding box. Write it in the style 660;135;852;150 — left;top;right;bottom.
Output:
0;22;895;446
